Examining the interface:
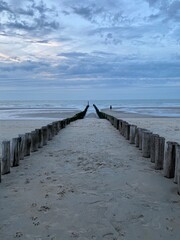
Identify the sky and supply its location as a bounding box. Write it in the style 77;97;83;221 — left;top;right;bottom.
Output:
0;0;180;100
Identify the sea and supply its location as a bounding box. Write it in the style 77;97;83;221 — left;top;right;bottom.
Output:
0;99;180;119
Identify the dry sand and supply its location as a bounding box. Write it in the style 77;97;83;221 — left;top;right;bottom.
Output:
0;111;79;156
0;116;180;240
102;109;180;144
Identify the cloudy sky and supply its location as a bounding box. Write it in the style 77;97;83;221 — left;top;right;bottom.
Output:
0;0;180;100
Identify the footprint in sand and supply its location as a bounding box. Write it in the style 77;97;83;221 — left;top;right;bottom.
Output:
71;231;79;238
33;221;40;226
31;216;40;226
38;205;50;212
14;232;23;238
31;203;37;208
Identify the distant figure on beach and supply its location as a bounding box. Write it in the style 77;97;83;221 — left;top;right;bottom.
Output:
110;105;112;109
88;101;89;107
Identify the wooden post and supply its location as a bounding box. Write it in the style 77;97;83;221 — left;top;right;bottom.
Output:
135;127;140;147
11;137;21;167
42;126;48;145
164;141;177;178
150;134;159;163
2;141;11;174
118;120;122;134
19;134;25;160
57;121;61;131
138;128;144;150
113;118;119;129
155;136;165;170
51;123;55;137
110;117;114;125
36;129;43;148
24;133;31;156
175;144;180;194
31;131;38;152
52;122;58;135
125;123;130;140
174;144;180;184
142;131;152;158
61;120;65;129
121;121;126;137
129;125;137;144
54;122;58;135
47;124;53;140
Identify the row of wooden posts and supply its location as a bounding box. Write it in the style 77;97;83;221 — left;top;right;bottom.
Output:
93;105;180;195
0;106;89;182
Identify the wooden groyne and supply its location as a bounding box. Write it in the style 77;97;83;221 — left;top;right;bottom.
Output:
0;105;89;182
93;105;180;195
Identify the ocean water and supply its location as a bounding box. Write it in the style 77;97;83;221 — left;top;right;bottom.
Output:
0;99;180;119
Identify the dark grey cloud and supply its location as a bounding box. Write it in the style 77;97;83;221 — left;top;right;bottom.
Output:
0;1;12;13
146;0;180;22
1;0;60;36
72;5;104;23
71;3;131;27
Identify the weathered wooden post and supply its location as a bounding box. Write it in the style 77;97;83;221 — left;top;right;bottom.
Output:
24;133;31;156
110;116;114;125
135;127;140;147
11;137;21;167
2;141;11;174
19;134;25;160
61;120;65;129
57;121;61;131
54;122;58;135
118;120;122;134
164;141;177;178
155;136;165;170
51;123;55;138
121;121;126;137
129;125;137;144
31;131;38;152
138;128;144;150
174;144;180;184
42;126;48;145
142;131;152;158
175;144;180;194
113;118;119;129
36;129;43;148
47;124;53;140
138;128;148;150
125;123;130;140
150;134;159;163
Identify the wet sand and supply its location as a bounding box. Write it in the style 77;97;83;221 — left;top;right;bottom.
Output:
0;117;180;239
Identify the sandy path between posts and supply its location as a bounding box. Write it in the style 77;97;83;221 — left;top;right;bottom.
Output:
0;117;180;240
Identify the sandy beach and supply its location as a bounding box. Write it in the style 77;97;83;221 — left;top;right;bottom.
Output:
102;109;180;144
0;110;79;156
0;114;180;239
